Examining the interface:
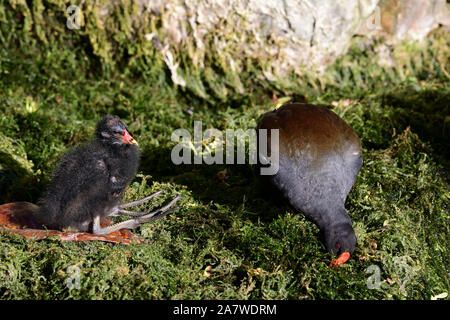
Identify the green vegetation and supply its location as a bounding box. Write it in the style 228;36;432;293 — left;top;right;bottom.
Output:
0;1;449;299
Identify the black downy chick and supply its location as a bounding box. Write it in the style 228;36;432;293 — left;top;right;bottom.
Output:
257;103;362;257
33;115;181;234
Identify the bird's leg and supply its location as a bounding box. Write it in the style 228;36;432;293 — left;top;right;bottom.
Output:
118;190;165;209
117;194;182;218
92;194;182;235
92;215;139;235
134;194;182;222
107;190;165;216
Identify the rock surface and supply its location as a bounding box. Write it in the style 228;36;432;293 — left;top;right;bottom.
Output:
125;0;448;78
135;0;379;75
359;0;450;40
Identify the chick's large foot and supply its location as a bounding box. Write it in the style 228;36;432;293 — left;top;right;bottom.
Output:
92;192;182;235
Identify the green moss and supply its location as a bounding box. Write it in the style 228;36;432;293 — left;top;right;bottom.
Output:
0;2;449;300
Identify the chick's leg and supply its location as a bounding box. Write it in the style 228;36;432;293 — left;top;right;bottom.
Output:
92;215;139;235
92;194;182;235
119;190;165;209
108;190;165;217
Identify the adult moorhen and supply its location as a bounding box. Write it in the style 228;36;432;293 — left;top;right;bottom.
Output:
257;103;362;261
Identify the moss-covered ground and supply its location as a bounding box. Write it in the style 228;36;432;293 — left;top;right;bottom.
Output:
0;3;449;299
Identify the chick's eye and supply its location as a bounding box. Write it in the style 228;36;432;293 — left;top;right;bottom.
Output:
111;125;123;134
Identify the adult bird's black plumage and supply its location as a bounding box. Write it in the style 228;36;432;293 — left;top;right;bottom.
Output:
32;115;181;234
257;103;362;257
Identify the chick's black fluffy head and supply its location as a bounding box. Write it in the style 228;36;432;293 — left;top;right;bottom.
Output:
323;223;357;256
95;115;137;146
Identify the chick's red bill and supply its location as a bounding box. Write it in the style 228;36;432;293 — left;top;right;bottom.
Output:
122;129;138;145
